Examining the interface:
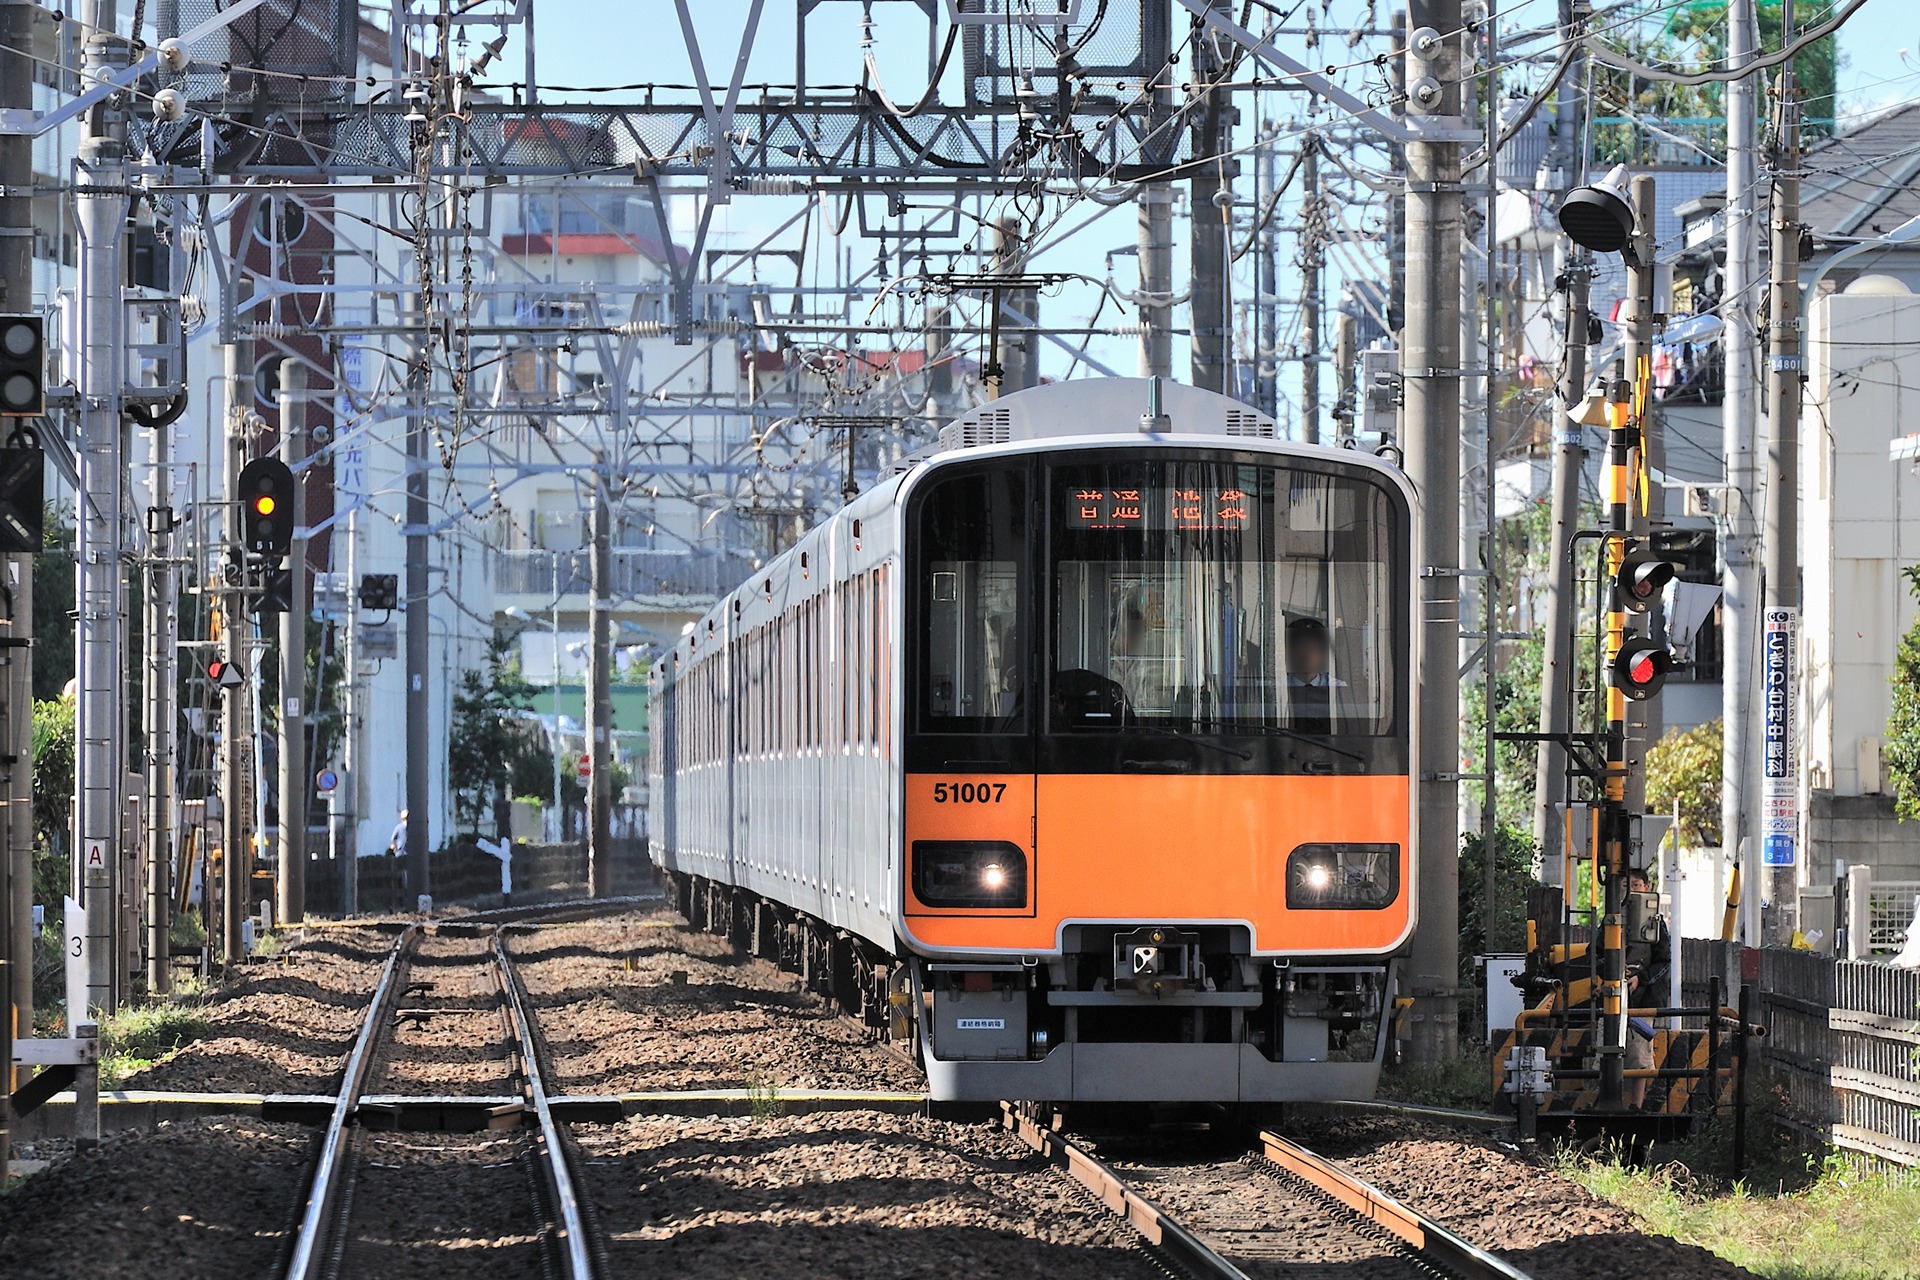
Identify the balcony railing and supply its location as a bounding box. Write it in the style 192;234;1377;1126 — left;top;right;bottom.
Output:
494;547;759;603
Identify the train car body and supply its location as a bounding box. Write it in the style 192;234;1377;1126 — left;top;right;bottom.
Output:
651;379;1417;1103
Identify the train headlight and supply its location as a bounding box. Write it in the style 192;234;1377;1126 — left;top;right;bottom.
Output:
912;841;1028;908
1285;843;1399;910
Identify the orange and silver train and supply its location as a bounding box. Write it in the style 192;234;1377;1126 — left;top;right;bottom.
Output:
650;378;1417;1102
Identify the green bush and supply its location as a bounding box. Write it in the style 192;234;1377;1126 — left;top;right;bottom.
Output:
1647;717;1723;847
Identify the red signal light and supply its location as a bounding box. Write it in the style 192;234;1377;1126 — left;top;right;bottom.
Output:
1611;642;1671;701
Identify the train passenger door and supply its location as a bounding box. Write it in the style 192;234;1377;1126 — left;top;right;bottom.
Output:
902;463;1038;940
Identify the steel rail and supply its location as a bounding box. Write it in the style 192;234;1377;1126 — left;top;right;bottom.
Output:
493;932;598;1280
1000;1104;1255;1280
1258;1131;1537;1280
282;924;420;1280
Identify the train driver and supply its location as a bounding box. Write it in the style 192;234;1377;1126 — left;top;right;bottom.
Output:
1285;616;1345;730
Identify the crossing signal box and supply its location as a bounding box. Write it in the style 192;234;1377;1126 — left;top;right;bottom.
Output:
1615;551;1675;614
359;572;398;612
0;315;45;417
1612;640;1671;701
237;457;296;555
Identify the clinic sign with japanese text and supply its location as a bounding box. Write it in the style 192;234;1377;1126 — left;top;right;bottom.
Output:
1761;607;1798;867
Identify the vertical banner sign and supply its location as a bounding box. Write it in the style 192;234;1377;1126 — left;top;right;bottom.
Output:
1761;607;1799;866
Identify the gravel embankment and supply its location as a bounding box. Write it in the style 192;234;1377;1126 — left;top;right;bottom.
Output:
576;1111;1159;1278
121;926;397;1095
0;1119;310;1277
508;911;923;1094
1289;1114;1762;1280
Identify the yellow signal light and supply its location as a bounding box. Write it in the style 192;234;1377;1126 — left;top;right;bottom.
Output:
254;495;276;516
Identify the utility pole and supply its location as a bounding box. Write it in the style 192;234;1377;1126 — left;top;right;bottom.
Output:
1302;131;1322;444
221;329;252;962
1403;0;1465;1064
1137;52;1175;382
276;363;307;926
1624;175;1661;815
1189;0;1232;393
1254;126;1278;418
1761;0;1803;939
587;480;613;898
1138;186;1174;379
1532;0;1590;870
404;322;430;909
1723;0;1761;944
142;397;176;993
1334;312;1358;444
74;0;128;1015
1387;9;1409;338
0;0;34;1172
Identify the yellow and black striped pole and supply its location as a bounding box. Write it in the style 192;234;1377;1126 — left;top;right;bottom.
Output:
1597;364;1639;1110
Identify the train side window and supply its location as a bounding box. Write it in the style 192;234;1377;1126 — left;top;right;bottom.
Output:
912;467;1027;733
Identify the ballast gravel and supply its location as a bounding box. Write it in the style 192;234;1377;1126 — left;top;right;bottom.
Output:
506;910;924;1094
575;1111;1161;1279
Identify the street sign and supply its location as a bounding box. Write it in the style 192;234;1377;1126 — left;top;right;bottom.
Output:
1762;607;1799;867
577;756;591;778
315;768;339;793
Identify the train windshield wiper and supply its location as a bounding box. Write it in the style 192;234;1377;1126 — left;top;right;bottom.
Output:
1157;721;1367;765
1135;725;1253;762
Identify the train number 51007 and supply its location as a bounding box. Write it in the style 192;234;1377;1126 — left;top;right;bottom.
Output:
931;781;1007;804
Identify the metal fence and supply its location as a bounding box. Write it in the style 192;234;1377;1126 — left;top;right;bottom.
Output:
1752;947;1920;1169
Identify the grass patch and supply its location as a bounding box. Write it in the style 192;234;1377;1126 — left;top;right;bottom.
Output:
1560;1143;1920;1280
96;1001;212;1088
1378;1052;1494;1110
742;1065;784;1121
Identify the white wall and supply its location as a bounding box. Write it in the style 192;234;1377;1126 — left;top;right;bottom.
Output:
1804;286;1920;800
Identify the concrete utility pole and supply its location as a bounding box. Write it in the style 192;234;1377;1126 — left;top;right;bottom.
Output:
1535;261;1591;865
1761;1;1803;938
221;330;253;962
1403;0;1465;1063
143;399;176;994
587;481;613;898
1137;53;1175;382
0;0;34;1171
1302;132;1322;444
1624;175;1661;814
1189;0;1233;393
1334;312;1358;443
1723;0;1762;944
74;0;128;1014
404;293;430;907
1137;186;1174;379
276;364;308;925
1254;127;1279;418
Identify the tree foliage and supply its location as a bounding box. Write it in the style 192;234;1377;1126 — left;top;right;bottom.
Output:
1591;0;1839;164
31;696;74;907
1885;567;1920;821
447;630;545;836
32;508;75;703
1646;717;1724;847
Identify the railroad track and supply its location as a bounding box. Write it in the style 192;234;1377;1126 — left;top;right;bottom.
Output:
281;923;599;1280
1003;1106;1535;1280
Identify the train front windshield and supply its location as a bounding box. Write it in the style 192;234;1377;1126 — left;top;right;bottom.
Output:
912;452;1409;775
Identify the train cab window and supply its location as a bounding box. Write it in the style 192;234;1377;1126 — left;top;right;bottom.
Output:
910;467;1027;734
1048;459;1405;771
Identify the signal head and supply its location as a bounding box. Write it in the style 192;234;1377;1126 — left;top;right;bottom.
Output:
1616;552;1676;614
1612;640;1672;701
